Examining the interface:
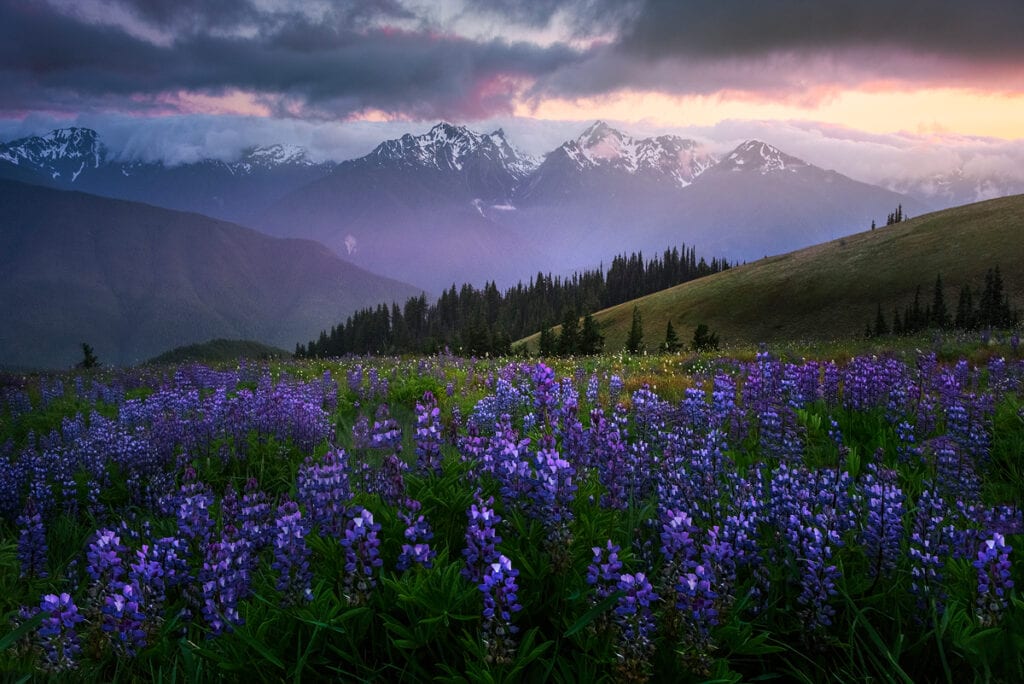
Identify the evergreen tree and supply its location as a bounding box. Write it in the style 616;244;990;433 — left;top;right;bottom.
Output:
491;329;512;356
579;312;604;355
978;265;1013;328
873;304;889;337
931;274;950;329
558;309;580;356
955;284;974;329
909;286;923;333
892;307;903;336
661;320;682;353
78;342;100;369
538;324;556;356
691;323;719;352
625;306;644;354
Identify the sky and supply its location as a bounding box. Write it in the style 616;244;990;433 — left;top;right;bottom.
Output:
2;0;1024;186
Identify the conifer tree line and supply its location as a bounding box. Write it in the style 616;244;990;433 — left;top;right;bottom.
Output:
885;204;906;226
296;244;732;357
867;267;1019;338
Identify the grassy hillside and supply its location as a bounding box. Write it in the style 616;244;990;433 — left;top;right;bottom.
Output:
523;194;1024;351
144;339;290;366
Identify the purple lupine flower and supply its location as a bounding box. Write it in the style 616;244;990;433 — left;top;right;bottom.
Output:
860;465;905;580
296;448;351;535
527;434;576;524
660;508;700;577
272;500;314;605
531;362;559;430
36;592;84;673
462;495;503;584
174;479;216;549
677;564;718;634
17;498;47;579
351;415;371;449
237;478;273;550
558;397;588;464
414;391;444;476
908;487;953;616
700;525;737;606
128;541;178;640
347;365;364;396
86;528;128;585
397;499;436;571
632;385;669;441
586;541;624;603
457;420;488;480
491;418;533;505
479;554;522;665
974;533;1014;627
370;404;402;453
586;373;600;406
608;375;624;404
613;572;659;682
154;536;190;590
368;453;408;506
101;580;148;657
589;408;631;509
199;527;252;636
788;510;841;630
927;437;981;505
340;506;383;606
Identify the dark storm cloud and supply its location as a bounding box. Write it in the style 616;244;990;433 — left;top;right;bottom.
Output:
108;0;419;35
617;0;1024;61
114;0;258;32
0;1;580;119
469;0;641;33
523;0;1024;100
5;0;1024;122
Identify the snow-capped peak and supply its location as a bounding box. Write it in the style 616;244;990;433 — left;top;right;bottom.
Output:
241;143;312;167
554;121;716;187
0;127;106;181
226;143;319;173
718;140;808;175
364;122;538;178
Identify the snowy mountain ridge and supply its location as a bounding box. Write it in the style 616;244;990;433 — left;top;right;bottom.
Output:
0;128;324;180
714;140;809;175
0;127;106;180
363;122;538;179
556;120;718;187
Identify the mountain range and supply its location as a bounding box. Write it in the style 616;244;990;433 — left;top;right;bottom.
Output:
0;123;981;290
0;179;419;369
251;122;925;288
0;128;334;224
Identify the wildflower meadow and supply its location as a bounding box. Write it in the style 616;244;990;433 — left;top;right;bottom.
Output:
1;347;1022;681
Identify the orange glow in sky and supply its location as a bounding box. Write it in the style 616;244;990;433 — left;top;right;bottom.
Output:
516;88;1024;140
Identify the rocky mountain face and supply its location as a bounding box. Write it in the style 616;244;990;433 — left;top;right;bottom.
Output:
0;129;335;223
253;123;546;290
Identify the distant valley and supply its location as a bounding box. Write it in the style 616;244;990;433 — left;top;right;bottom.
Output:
0;180;419;369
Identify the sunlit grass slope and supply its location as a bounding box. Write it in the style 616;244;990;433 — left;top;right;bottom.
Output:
524;194;1024;351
